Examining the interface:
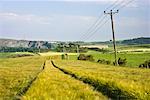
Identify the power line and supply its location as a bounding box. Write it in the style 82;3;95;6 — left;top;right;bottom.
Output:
80;0;136;41
105;0;122;11
108;0;137;11
82;17;110;41
109;0;136;11
81;15;107;41
79;14;105;40
111;0;124;10
117;0;136;10
79;0;122;41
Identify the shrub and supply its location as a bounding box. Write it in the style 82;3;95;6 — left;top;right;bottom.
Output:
118;58;127;66
139;60;150;68
106;60;111;65
78;54;94;61
86;55;94;61
78;54;86;60
97;59;111;65
61;54;65;60
88;48;110;53
113;58;127;66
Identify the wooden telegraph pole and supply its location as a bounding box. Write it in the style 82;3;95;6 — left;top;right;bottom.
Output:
104;10;119;66
39;41;41;53
76;44;79;57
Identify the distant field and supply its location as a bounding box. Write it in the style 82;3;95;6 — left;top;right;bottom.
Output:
39;51;77;56
108;44;150;51
68;51;150;67
0;56;46;99
54;60;150;99
85;51;150;67
46;50;150;67
0;52;36;58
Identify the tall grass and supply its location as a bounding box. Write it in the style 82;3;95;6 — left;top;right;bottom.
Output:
23;61;107;100
0;56;46;99
54;60;150;99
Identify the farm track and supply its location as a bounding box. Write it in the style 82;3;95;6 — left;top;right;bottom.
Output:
23;60;107;99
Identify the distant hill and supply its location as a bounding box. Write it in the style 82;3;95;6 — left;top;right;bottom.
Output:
0;37;149;49
120;37;150;45
0;38;52;49
88;37;150;45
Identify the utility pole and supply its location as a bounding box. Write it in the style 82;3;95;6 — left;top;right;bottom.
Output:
63;44;65;54
39;42;41;53
76;44;79;57
39;46;41;53
104;10;119;66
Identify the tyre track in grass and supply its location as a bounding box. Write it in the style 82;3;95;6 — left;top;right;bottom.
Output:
23;60;107;99
14;61;46;99
51;60;137;100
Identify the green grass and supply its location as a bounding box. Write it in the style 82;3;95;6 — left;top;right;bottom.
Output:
0;56;46;99
0;52;14;58
117;44;150;50
0;52;36;58
54;60;150;99
39;44;150;67
108;44;150;51
23;61;107;100
83;51;150;67
68;51;150;67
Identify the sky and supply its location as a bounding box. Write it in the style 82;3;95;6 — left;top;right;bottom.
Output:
0;0;149;41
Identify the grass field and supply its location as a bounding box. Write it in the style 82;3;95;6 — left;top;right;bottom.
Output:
55;49;149;68
0;52;36;58
117;44;150;50
68;51;150;67
38;44;150;68
0;56;46;99
86;51;150;67
39;51;77;56
108;44;150;51
23;61;107;100
54;60;150;99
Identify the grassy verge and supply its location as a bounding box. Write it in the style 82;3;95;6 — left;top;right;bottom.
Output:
23;61;107;100
54;60;150;99
0;56;46;99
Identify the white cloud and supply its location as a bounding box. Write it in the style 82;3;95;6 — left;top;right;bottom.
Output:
0;12;97;40
0;12;96;25
0;12;52;24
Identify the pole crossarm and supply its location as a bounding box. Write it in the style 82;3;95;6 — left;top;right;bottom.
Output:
104;10;119;15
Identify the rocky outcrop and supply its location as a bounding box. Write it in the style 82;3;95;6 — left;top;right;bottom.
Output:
0;39;51;49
